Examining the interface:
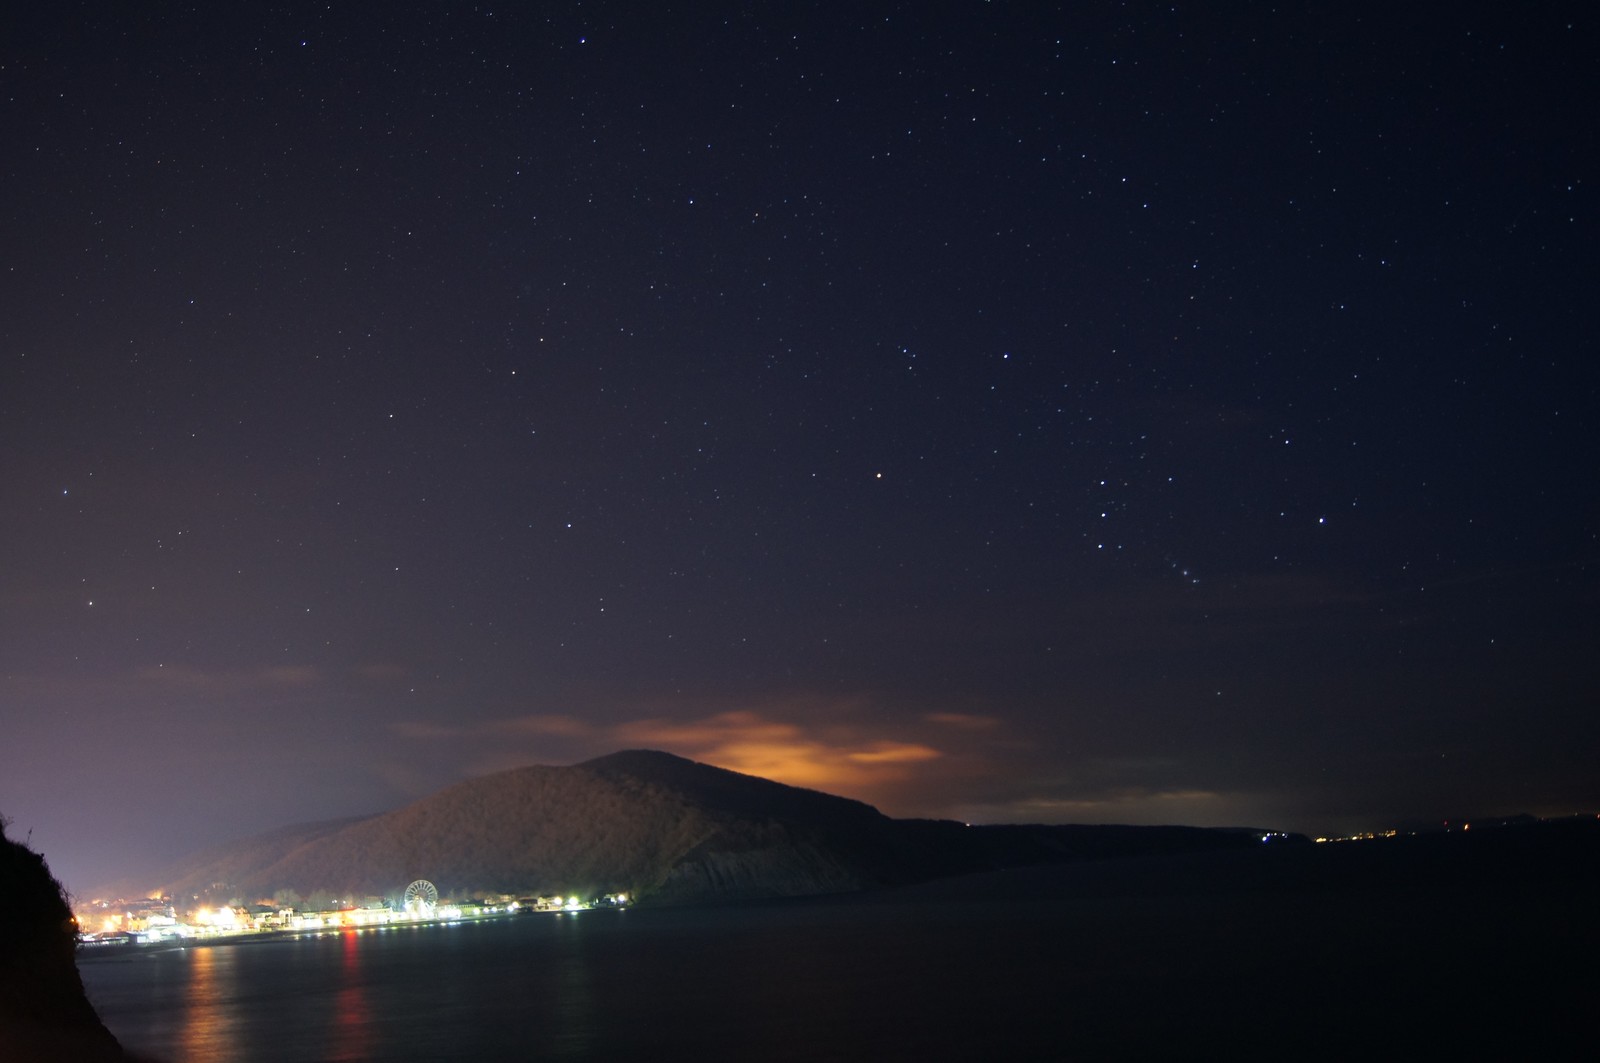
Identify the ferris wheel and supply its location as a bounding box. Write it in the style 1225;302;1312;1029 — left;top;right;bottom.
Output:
403;879;439;911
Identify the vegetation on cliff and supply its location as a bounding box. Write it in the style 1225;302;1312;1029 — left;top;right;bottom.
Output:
0;818;137;1061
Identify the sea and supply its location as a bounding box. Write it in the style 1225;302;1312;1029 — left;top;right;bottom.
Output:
80;877;1230;1062
78;848;1596;1061
82;891;1102;1062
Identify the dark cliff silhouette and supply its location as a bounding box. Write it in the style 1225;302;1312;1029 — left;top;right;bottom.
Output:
0;819;139;1062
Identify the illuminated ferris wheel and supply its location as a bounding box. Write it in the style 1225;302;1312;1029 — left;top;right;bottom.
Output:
403;879;439;912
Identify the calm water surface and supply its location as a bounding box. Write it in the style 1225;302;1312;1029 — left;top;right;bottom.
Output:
81;893;1111;1062
81;861;1589;1061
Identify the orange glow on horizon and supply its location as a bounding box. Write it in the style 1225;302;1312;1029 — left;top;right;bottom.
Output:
605;710;952;799
412;704;988;814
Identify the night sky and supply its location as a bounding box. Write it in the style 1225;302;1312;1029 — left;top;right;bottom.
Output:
4;2;1596;896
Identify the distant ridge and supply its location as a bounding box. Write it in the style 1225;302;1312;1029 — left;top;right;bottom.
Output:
145;750;1289;905
583;749;884;823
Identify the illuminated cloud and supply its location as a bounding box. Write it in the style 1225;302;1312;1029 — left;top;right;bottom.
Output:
613;710;944;792
395;704;969;808
845;743;942;764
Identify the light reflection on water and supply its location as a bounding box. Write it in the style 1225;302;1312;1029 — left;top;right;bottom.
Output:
548;911;597;1058
80;917;654;1062
330;931;370;1061
75;855;1599;1060
75;895;1172;1061
177;944;241;1061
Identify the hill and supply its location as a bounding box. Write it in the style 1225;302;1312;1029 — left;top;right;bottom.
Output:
150;750;1285;905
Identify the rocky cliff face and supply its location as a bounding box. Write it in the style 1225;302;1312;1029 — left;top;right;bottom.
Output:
0;821;137;1061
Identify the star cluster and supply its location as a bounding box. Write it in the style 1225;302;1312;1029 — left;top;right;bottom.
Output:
1;2;1596;893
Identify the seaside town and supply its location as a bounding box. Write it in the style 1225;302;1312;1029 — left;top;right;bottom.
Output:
75;880;631;948
70;820;1535;949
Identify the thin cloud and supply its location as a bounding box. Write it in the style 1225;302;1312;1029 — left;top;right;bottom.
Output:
952;786;1271;829
351;663;410;683
392;721;462;740
925;712;1002;731
494;714;594;738
132;663;324;690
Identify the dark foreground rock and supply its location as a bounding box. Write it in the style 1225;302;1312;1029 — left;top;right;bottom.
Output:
0;821;141;1062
